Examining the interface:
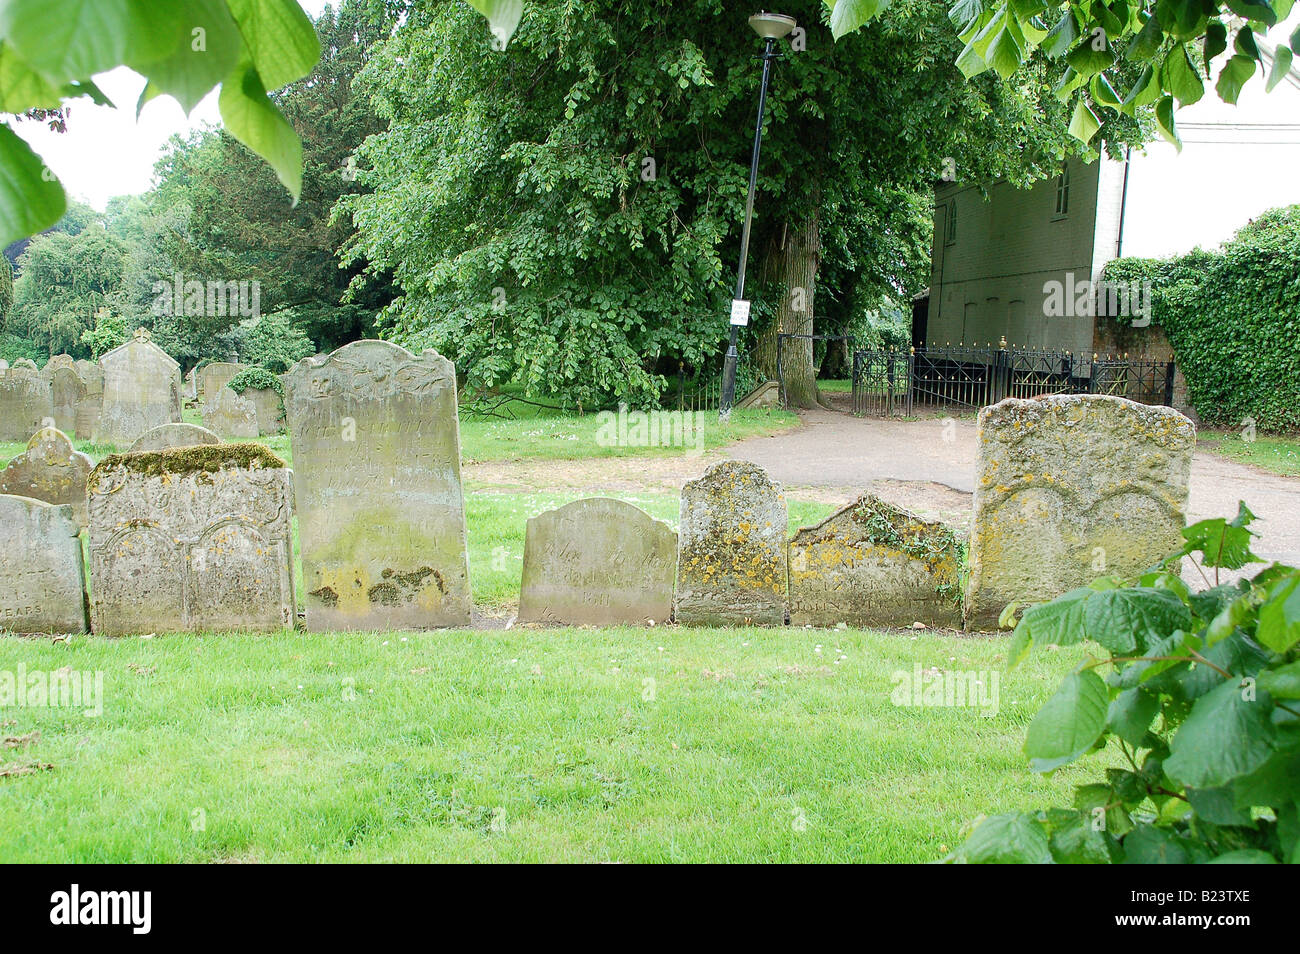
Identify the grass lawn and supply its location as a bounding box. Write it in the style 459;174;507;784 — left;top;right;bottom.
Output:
0;629;1090;863
1199;429;1300;478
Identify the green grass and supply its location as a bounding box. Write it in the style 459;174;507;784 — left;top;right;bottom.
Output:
817;378;852;394
0;629;1091;862
1199;429;1300;478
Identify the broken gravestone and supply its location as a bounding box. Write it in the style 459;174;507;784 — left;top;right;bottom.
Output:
788;494;964;629
0;494;88;633
675;460;787;625
519;497;677;626
202;386;259;438
0;364;53;441
0;427;93;526
95;329;182;446
964;394;1195;630
284;340;471;631
86;444;295;635
128;422;222;453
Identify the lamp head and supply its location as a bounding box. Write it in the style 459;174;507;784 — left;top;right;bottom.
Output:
748;11;796;40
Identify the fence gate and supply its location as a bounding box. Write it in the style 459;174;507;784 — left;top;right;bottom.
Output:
777;333;854;407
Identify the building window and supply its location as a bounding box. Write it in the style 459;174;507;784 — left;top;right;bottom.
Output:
945;201;957;245
1054;166;1070;218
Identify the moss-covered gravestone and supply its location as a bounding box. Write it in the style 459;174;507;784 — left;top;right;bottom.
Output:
95;330;182;446
128;422;222;453
0;364;53;441
964;394;1195;630
284;340;471;631
789;495;964;629
0;427;93;526
86;444;295;635
675;460;787;626
0;495;88;633
202;386;258;438
519;498;677;626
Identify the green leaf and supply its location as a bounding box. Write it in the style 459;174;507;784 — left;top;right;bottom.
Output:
957;813;1053;863
1163;45;1204;105
1010;586;1092;664
1042;11;1079;58
1048;812;1114;863
987;19;1026;79
1204;20;1228;72
829;0;887;39
0;122;67;248
949;0;987;31
1224;0;1277;27
1267;45;1294;93
1090;72;1121;107
1165;679;1277;788
1067;96;1102;143
1258;660;1300;699
1065;33;1116;77
1107;688;1158;746
1186;786;1253;826
1256;573;1300;652
0;0;154;84
1026;669;1110;772
1207;849;1277;863
225;0;321;90
1155;0;1206;40
217;59;302;200
1083;588;1193;654
129;0;242;114
1121;823;1190;863
1216;54;1258;105
955;39;990;78
1178;503;1259;568
1128;12;1164;61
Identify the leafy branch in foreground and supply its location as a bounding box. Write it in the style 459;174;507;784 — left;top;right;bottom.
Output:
945;502;1300;863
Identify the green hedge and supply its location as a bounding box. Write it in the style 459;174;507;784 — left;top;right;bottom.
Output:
1103;205;1300;433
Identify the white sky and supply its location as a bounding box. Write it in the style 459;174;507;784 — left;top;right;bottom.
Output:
14;0;332;212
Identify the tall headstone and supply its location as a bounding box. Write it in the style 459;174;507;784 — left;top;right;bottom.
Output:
73;360;103;440
95;329;182;446
0;427;93;526
675;460;787;626
0;495;88;634
965;394;1195;630
202;385;258;438
129;422;222;453
86;444;295;635
200;361;245;401
284;340;471;631
788;495;964;629
47;366;85;435
0;364;53;441
519;498;677;626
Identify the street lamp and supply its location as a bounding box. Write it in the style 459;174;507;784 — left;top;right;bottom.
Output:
718;11;796;422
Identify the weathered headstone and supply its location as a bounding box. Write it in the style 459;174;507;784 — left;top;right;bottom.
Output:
199;361;245;401
184;366;198;402
242;386;284;435
789;495;964;629
519;497;677;626
284;340;471;631
129;422;222;453
43;354;75;374
0;365;53;441
202;385;259;438
10;358;37;371
73;360;103;440
47;366;85;435
0;359;9;371
0;427;93;526
86;444;295;635
965;394;1195;630
0;495;88;634
675;460;787;625
95;329;182;446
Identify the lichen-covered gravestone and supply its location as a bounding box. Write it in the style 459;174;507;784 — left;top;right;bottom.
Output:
95;329;182;446
964;394;1195;630
243;386;284;435
0;364;53;441
86;444;295;635
199;361;245;401
129;422;222;453
675;460;787;625
284;340;471;631
0;495;88;633
519;497;677;626
73;360;103;440
789;495;964;629
0;427;93;526
47;366;85;435
202;386;259;438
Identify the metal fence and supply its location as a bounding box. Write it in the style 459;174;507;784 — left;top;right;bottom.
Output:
777;333;854;406
852;344;1176;417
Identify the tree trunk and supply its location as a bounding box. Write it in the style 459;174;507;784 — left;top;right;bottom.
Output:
754;211;823;409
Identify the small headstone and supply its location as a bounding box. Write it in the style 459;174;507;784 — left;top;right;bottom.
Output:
0;495;88;634
0;364;53;441
10;358;38;371
519;498;677;626
675;460;787;626
199;361;245;401
0;359;9;371
86;444;295;635
202;385;259;438
284;340;471;631
129;422;222;453
788;494;964;629
242;386;284;435
73;360;103;440
47;366;85;435
0;427;93;526
965;394;1195;630
95;329;182;446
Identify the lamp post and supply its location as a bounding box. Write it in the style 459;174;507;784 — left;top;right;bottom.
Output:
718;11;796;422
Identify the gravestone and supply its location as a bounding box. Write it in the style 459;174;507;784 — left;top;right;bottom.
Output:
0;365;53;441
43;354;75;374
284;340;471;631
47;366;85;435
129;422;222;453
965;394;1195;630
73;360;103;440
242;386;284;435
0;359;8;371
95;329;182;446
184;367;197;402
675;460;787;626
0;495;88;633
200;361;245;401
519;498;677;626
202;386;258;438
0;427;93;526
86;444;295;635
788;495;964;629
10;358;37;371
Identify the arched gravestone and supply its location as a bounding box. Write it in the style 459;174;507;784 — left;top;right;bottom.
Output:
964;394;1195;630
0;494;88;634
47;366;85;435
95;330;182;446
86;444;295;635
675;460;788;626
0;364;53;441
199;361;245;401
129;422;222;453
202;386;258;438
43;354;75;374
519;498;677;626
284;340;471;631
0;427;93;526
